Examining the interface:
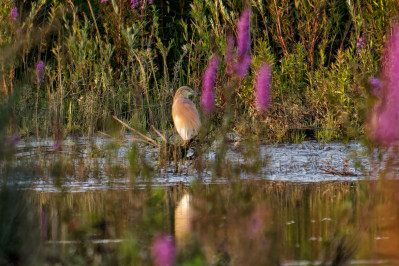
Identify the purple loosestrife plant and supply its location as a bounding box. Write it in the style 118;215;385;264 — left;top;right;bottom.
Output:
233;55;252;79
10;7;18;21
233;9;252;79
151;234;175;266
36;61;45;84
101;0;108;2
131;0;139;9
357;37;365;54
201;56;219;114
369;24;399;145
237;9;251;58
370;77;382;97
131;0;151;11
255;63;271;112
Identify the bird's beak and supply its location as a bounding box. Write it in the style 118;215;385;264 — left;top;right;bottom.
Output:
192;91;200;97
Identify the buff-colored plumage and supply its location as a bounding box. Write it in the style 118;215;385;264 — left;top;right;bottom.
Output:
172;86;201;144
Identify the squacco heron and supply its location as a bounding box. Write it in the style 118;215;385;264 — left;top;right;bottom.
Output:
172;86;201;145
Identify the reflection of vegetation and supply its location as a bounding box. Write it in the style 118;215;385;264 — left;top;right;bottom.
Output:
1;0;399;265
0;187;39;265
1;127;399;264
10;180;390;264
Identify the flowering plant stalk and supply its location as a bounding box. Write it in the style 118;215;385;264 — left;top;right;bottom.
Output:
369;23;399;146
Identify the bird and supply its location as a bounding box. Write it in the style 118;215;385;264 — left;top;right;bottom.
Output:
172;86;201;145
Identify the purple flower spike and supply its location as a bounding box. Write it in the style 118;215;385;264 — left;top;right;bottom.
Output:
231;9;252;79
101;0;108;2
10;7;18;21
131;0;139;9
356;37;364;48
255;63;271;112
151;234;175;266
369;24;399;146
370;77;382;97
36;60;45;84
233;54;252;79
201;56;219;114
237;9;251;58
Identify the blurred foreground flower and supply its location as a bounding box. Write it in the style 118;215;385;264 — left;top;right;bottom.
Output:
36;61;45;84
370;77;382;97
255;63;271;112
233;54;252;79
369;24;399;146
151;234;175;266
234;9;252;79
10;7;18;21
237;9;251;58
201;56;219;114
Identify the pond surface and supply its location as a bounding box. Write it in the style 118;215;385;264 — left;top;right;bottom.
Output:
10;138;368;191
12;180;397;265
2;138;399;265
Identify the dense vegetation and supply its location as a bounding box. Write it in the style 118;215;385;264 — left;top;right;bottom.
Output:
1;1;399;265
0;0;398;142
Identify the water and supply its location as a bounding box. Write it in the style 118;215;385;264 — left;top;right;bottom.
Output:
22;181;399;265
9;138;368;191
2;137;399;265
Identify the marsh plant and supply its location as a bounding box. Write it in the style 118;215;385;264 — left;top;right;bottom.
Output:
1;0;399;265
0;0;397;142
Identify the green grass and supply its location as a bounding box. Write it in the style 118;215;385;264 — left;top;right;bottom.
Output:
0;0;398;143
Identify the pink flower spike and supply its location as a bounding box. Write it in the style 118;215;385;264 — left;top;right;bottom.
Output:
10;7;18;21
201;56;219;114
151;234;175;266
369;23;399;146
233;54;252;79
255;63;271;112
237;9;251;58
370;77;382;97
131;0;139;9
36;60;45;84
101;0;108;2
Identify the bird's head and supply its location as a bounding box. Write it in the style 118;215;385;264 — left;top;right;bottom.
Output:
174;86;200;99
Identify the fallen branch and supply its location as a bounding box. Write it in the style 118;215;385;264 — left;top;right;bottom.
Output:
151;125;167;143
319;160;357;176
112;115;159;148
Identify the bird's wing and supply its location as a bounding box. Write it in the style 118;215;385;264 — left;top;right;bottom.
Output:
172;97;201;140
